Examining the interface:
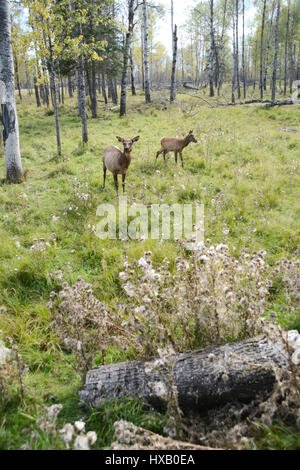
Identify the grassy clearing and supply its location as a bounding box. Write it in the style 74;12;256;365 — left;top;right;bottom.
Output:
0;88;300;449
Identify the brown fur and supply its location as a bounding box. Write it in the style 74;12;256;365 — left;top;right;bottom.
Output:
102;136;140;194
156;130;198;168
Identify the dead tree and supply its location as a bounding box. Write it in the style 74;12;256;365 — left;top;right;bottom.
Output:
79;336;289;413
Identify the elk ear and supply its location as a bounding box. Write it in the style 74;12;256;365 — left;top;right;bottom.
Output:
132;136;140;143
116;136;124;143
189;130;193;134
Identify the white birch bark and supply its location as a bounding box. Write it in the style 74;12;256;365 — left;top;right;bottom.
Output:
143;0;151;103
0;0;23;182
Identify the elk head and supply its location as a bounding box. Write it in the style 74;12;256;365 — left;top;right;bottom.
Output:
116;136;140;154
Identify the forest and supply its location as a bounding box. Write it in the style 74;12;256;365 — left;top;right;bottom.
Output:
0;0;300;452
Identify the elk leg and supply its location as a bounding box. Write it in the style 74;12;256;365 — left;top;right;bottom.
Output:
113;173;119;195
156;149;163;162
175;152;178;164
122;174;126;194
103;166;107;189
163;150;167;162
180;152;184;168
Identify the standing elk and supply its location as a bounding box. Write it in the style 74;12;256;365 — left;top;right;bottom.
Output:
155;130;198;168
102;136;140;194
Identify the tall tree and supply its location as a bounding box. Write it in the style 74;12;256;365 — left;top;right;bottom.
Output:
259;0;267;98
271;0;281;101
120;0;136;116
232;12;237;103
284;0;291;96
208;0;215;97
0;0;23;183
235;0;240;99
242;0;246;98
143;0;151;103
170;24;178;102
263;0;275;91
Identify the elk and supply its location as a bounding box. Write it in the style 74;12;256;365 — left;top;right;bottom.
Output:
155;130;198;168
102;136;140;194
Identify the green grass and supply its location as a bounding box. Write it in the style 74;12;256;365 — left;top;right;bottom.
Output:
0;88;300;449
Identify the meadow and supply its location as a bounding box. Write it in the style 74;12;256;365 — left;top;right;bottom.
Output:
0;88;300;449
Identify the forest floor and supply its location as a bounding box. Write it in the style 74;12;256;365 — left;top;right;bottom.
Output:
0;87;300;450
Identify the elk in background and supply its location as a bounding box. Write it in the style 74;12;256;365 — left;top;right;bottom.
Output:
102;136;140;194
155;130;198;168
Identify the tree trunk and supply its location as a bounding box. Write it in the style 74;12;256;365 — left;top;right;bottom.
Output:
232;15;237;103
235;0;240;99
272;0;281;102
68;74;73;98
90;62;98;118
101;73;108;104
260;0;267;99
76;21;88;143
289;5;295;94
48;31;62;156
208;0;215;97
33;75;41;107
253;39;258;90
170;25;178;102
130;48;136;96
263;0;275;91
120;0;135;116
143;0;151;103
79;336;289;413
0;0;23;183
242;0;246;98
284;0;291;96
217;0;227;95
108;76;117;105
13;52;22;102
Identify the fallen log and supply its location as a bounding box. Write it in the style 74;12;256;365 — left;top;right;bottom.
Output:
219;99;295;107
79;336;289;413
183;82;200;91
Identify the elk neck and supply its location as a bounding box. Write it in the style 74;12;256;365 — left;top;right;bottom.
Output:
120;150;132;169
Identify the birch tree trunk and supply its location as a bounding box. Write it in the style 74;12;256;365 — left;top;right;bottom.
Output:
289;5;295;95
90;62;98;118
263;0;275;91
120;0;135;116
260;0;267;99
143;0;151;103
0;0;23;183
232;15;237;103
253;39;258;90
208;0;215;97
272;0;281;102
68;74;73;98
284;0;290;96
76;21;88;143
170;24;178;103
47;32;62;156
235;0;240;99
218;0;227;96
130;48;136;96
242;0;246;98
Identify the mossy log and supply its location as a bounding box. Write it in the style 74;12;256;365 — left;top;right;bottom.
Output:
79;336;287;413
